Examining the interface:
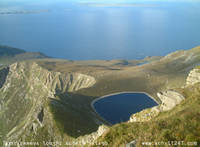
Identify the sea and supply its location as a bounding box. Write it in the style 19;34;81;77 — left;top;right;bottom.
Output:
0;0;200;60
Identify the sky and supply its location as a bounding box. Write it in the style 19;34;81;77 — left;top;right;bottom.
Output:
1;0;200;3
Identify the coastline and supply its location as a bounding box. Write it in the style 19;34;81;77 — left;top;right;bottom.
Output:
90;91;159;125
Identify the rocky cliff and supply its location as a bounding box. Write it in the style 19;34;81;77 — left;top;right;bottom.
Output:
186;68;200;86
0;61;96;144
157;90;185;111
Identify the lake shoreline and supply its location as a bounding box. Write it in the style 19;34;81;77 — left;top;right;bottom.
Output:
90;91;159;125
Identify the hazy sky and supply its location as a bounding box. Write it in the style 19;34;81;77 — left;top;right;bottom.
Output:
1;0;200;3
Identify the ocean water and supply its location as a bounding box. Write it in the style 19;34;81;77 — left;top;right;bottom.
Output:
93;93;158;124
0;1;200;60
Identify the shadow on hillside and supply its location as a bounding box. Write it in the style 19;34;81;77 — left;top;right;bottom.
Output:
49;93;100;138
0;67;9;88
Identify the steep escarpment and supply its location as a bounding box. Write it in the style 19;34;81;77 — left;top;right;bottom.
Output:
0;61;97;145
8;62;96;95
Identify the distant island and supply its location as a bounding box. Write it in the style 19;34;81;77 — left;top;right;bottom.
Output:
79;3;157;8
0;9;50;15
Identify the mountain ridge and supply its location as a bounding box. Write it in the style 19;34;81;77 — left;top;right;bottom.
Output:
0;46;200;146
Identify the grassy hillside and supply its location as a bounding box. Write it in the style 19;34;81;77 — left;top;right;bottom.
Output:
36;46;200;139
0;46;199;146
97;83;200;146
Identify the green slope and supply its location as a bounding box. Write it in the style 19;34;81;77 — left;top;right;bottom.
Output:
0;46;199;147
97;83;200;146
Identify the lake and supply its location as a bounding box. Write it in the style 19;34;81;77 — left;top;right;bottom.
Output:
0;1;200;60
92;92;158;124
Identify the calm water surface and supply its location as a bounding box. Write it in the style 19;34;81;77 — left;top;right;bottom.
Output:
0;1;200;60
93;93;158;124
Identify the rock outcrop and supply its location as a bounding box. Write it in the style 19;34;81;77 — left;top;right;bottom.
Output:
7;62;96;95
186;68;200;86
0;61;96;143
157;90;185;111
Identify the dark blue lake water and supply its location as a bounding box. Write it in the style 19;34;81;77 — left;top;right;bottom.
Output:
93;93;158;124
0;1;200;60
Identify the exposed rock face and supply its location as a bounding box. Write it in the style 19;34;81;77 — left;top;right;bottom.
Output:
186;68;200;86
0;62;96;143
8;62;96;96
157;90;185;111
